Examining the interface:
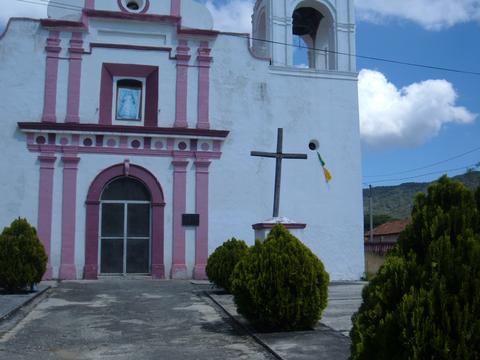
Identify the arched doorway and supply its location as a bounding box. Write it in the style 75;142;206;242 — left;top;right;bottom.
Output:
100;177;151;274
84;162;165;279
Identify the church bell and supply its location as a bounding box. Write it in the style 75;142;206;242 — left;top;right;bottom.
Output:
292;7;323;38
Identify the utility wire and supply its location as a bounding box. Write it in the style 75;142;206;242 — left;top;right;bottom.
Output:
364;163;478;185
17;0;83;11
364;146;480;178
14;0;480;76
227;33;480;76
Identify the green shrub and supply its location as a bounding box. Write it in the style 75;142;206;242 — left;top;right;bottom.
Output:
206;238;248;292
0;218;48;293
350;176;480;359
231;224;329;331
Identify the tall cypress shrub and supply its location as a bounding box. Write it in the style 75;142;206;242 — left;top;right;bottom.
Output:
206;238;248;293
231;224;329;331
350;176;480;359
0;218;48;292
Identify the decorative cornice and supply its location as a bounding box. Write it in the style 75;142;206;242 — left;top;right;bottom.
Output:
18;122;229;139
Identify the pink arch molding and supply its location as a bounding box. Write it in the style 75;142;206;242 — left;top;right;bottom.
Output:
84;162;166;279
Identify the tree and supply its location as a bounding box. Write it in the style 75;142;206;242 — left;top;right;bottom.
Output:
0;218;48;292
231;224;329;331
351;176;480;359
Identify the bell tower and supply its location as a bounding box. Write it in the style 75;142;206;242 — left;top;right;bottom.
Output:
252;0;356;72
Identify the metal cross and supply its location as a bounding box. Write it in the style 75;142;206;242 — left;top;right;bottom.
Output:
251;128;308;218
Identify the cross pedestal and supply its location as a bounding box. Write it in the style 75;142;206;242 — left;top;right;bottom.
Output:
250;128;308;241
252;217;307;241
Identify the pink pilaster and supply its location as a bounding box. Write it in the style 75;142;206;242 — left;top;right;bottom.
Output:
37;154;57;279
197;42;212;129
193;160;211;279
171;158;189;278
42;32;61;123
174;41;191;128
171;0;181;16
59;155;80;280
65;33;84;123
84;0;95;9
151;203;166;279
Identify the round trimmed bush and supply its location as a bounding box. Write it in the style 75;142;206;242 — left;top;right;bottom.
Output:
206;238;248;292
231;224;329;331
0;218;48;293
350;176;480;360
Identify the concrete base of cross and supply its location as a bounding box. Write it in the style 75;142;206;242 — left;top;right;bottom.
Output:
252;217;307;241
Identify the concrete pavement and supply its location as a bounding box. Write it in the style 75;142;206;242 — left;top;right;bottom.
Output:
0;280;365;360
0;280;274;360
208;282;365;360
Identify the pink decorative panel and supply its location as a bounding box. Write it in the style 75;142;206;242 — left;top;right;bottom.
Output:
171;0;181;16
99;63;158;127
197;42;212;129
174;41;191;128
171;158;188;278
42;32;61;123
59;155;80;279
193;160;211;280
65;32;84;123
37;154;57;279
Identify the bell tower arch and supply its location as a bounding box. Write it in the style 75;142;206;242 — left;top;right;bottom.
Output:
252;0;356;72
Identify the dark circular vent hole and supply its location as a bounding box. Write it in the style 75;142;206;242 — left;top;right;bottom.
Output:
127;1;140;10
309;141;318;151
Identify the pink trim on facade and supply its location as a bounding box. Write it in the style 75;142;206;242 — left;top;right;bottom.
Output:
193;160;211;279
84;9;180;24
171;158;189;278
174;40;191;128
99;63;158;127
117;0;150;14
42;31;61;123
213;140;221;152
19;122;229;138
85;0;95;9
252;223;307;230
28;143;222;160
84;163;166;279
171;0;181;17
197;42;212;129
41;19;86;29
37;154;56;280
59;155;80;280
177;27;219;37
65;32;84;123
86;43;173;56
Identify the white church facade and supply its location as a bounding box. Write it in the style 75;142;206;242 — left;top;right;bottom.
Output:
0;0;363;280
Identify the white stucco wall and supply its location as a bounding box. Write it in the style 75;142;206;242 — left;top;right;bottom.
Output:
0;0;363;280
208;33;363;280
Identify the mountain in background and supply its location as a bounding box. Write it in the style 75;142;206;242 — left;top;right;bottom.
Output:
363;171;480;222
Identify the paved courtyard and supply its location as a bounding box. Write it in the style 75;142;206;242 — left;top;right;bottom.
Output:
0;280;365;360
0;280;274;360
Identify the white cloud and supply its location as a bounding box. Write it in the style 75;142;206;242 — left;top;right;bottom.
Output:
1;1;47;29
359;69;477;149
204;0;253;33
356;0;480;30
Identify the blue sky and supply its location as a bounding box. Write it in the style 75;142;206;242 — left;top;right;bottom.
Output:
357;20;480;186
2;0;480;186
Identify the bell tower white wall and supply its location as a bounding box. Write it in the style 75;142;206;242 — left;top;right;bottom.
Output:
252;0;356;72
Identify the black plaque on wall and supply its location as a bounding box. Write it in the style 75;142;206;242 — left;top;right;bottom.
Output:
182;214;200;227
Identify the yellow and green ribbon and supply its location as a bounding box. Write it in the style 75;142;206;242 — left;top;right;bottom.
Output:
317;152;332;183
